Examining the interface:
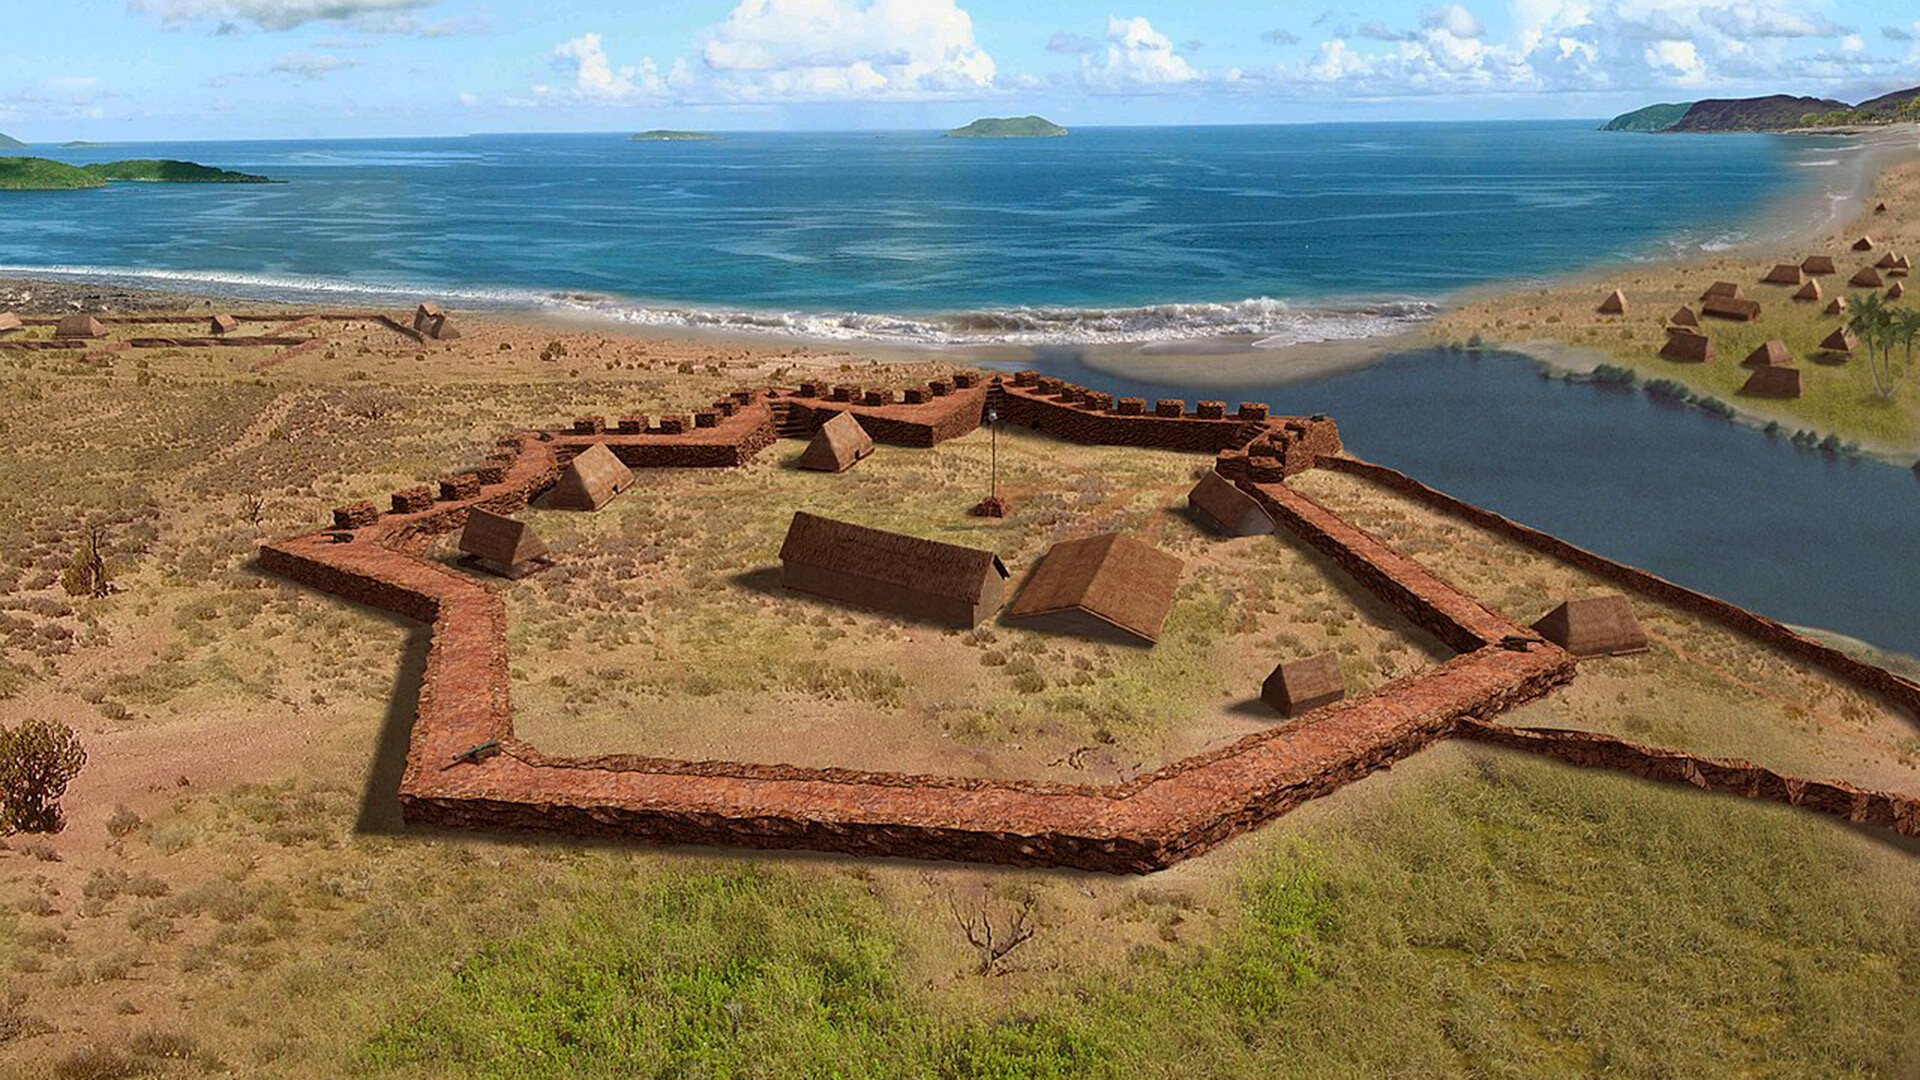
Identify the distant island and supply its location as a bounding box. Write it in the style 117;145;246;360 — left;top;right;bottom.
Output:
0;132;24;149
0;157;281;191
1604;85;1920;133
60;140;113;148
629;130;721;141
943;116;1067;138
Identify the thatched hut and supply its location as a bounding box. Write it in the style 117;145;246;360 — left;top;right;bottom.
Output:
1597;289;1627;315
1741;340;1793;369
210;314;240;335
1532;595;1647;657
778;511;1009;628
55;314;105;338
1818;326;1857;357
1187;471;1274;537
1700;281;1742;302
1260;652;1344;718
1891;281;1907;300
796;412;874;473
1700;295;1760;321
1850;267;1885;288
1876;252;1901;269
1853;236;1877;251
1825;296;1850;316
0;313;21;334
1006;533;1183;646
1876;202;1889;214
1659;329;1713;363
1739;365;1802;399
1761;263;1803;286
1801;255;1837;275
547;444;633;510
1792;280;1822;302
1668;305;1699;328
458;510;551;579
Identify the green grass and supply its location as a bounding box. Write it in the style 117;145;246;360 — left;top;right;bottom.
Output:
79;159;277;183
348;754;1920;1079
0;156;105;190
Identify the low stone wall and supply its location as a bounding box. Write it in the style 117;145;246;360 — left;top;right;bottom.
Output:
1461;719;1920;837
778;381;988;446
1319;455;1920;718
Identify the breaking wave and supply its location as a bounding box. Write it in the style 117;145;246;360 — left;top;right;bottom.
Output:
0;262;1436;347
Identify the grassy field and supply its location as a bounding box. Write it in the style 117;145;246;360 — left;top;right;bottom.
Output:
1429;157;1920;455
1;307;1916;1078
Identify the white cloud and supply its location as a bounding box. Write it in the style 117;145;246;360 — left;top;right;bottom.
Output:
1698;4;1849;40
269;52;360;80
1421;4;1484;40
132;0;434;32
698;0;995;99
551;33;666;100
1081;16;1199;92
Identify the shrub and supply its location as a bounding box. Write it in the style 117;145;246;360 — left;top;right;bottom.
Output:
0;716;88;835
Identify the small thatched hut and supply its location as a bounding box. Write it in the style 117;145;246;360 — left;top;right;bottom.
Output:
1597;289;1627;315
1741;340;1793;369
55;314;105;338
1891;281;1907;300
1761;263;1803;286
1740;365;1802;399
1801;255;1837;275
1818;326;1857;357
778;511;1009;628
209;313;240;335
1850;267;1885;288
1006;533;1183;646
1260;652;1344;718
1700;281;1742;302
458;510;551;579
548;444;633;510
0;313;21;334
1659;329;1713;363
1853;236;1877;251
1876;252;1901;269
1532;595;1647;657
796;412;874;473
1793;279;1822;302
1187;471;1274;537
1825;296;1850;316
1876;202;1889;213
1668;305;1699;328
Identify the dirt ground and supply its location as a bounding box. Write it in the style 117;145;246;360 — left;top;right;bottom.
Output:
1;307;1915;1078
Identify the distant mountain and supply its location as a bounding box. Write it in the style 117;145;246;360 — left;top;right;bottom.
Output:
629;130;721;141
1600;103;1692;132
0;132;25;149
1604;85;1920;133
944;116;1067;138
0;157;279;190
60;141;113;148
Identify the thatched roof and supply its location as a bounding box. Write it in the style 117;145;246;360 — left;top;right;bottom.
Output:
0;313;21;334
548;444;633;510
1531;595;1647;657
1853;236;1876;251
1825;296;1850;315
1597;289;1627;315
1819;326;1857;354
796;411;874;473
55;314;104;338
1006;533;1183;645
1876;252;1900;269
1762;263;1803;285
1891;281;1907;300
1740;365;1802;399
1260;652;1344;718
1852;267;1885;288
1801;255;1837;275
1187;471;1274;537
1792;279;1822;302
1876;202;1889;213
1700;295;1760;321
1741;340;1793;369
779;511;1007;604
209;313;239;335
459;510;548;567
1700;281;1741;301
1668;305;1699;328
1659;329;1712;363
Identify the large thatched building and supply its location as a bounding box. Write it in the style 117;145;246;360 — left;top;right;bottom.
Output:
1659;329;1712;363
778;511;1009;628
1801;255;1837;275
796;412;874;473
1006;533;1183;646
1761;263;1803;286
1187;471;1274;537
1740;364;1802;399
1701;295;1761;321
548;444;634;510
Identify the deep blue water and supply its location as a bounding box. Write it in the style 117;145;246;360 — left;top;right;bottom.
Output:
0;122;1854;344
1014;347;1920;656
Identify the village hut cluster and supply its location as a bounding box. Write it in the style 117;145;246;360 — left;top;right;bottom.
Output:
1616;215;1907;401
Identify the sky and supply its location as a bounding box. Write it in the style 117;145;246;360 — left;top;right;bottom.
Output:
3;0;1920;140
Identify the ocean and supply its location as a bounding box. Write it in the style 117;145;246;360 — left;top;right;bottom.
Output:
0;121;1864;345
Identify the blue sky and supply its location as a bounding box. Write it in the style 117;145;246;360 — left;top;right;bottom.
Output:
4;0;1919;140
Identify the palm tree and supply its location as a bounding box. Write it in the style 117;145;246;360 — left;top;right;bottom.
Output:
1849;292;1906;399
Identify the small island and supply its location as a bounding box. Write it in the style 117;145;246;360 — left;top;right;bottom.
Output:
0;157;280;191
59;140;114;148
943;116;1067;138
629;130;722;141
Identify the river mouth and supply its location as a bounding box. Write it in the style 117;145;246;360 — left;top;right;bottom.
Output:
1000;344;1920;658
